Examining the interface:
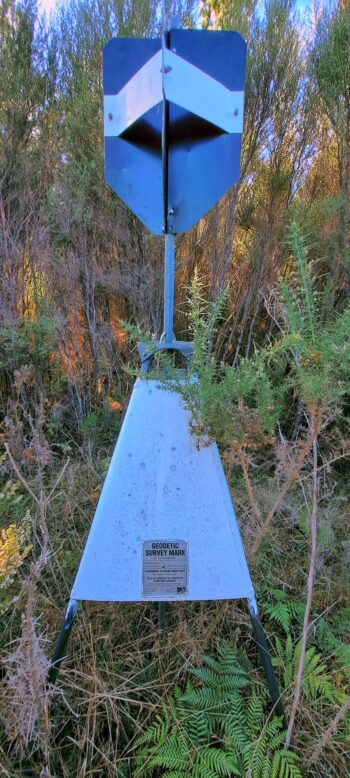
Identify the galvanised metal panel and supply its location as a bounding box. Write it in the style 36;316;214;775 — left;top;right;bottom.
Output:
104;51;163;137
103;37;163;234
163;49;244;134
167;29;246;233
103;30;246;235
72;379;254;603
105;132;163;234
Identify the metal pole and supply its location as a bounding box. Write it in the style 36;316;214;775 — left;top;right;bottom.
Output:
160;17;172;615
161;9;175;346
248;599;287;726
159;14;173;609
47;599;77;685
163;233;175;342
159;601;167;631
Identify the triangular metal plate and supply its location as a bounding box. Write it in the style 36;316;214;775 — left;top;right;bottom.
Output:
72;379;254;602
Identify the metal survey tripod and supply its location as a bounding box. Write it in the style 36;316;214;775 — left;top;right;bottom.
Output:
48;234;286;726
48;18;287;728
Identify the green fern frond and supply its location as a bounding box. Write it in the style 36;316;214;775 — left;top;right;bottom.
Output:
134;641;301;778
268;728;286;751
187;711;211;747
273;636;337;703
148;734;188;770
294;643;337;702
242;734;267;776
217;642;242;666
261;754;273;778
134;711;170;747
190;668;221;686
202;655;221;671
180;686;228;712
190;667;248;689
194;747;240;776
273;634;294;688
316;616;350;678
246;693;264;738
222;702;247;753
271;749;302;778
266;601;292;633
164;773;188;778
191;767;218;778
264;589;305;634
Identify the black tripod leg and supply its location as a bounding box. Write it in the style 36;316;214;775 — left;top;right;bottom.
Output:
159;602;166;631
47;600;78;685
248;597;287;727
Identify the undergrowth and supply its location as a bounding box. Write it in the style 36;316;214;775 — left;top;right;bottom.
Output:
0;222;349;776
134;641;302;778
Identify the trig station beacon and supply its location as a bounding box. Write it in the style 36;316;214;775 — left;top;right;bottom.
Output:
49;23;285;722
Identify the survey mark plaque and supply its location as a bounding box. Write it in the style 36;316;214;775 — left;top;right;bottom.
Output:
142;540;188;598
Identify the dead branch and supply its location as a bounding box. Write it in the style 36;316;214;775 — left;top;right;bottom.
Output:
233;442;263;527
250;422;318;558
305;696;350;767
285;413;319;748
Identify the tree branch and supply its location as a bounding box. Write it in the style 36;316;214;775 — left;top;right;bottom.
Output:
284;413;319;749
305;696;350;767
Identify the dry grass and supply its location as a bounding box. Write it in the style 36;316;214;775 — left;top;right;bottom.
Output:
0;441;349;776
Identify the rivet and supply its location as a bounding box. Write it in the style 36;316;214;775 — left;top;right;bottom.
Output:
108;112;113;121
233;109;239;117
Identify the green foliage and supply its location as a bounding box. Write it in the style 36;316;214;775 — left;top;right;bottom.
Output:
163;222;350;451
1;1;350;774
0;316;63;406
278;222;350;411
79;402;121;447
280;222;318;348
312;1;350;133
166;272;288;447
201;0;256;37
0;316;58;370
0;0;48;167
264;589;305;635
0;474;26;526
263;590;349;708
273;634;338;704
134;641;301;778
311;1;350;271
316;611;350;682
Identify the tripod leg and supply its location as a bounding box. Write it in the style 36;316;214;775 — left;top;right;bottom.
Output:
47;599;78;685
248;597;287;727
158;602;166;631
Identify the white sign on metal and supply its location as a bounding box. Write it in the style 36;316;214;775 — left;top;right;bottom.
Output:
71;379;254;603
163;50;244;133
103;49;244;139
143;540;188;598
104;51;163;137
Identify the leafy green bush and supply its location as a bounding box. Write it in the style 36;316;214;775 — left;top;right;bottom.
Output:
79;403;121;447
168;222;350;451
0;315;63;406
